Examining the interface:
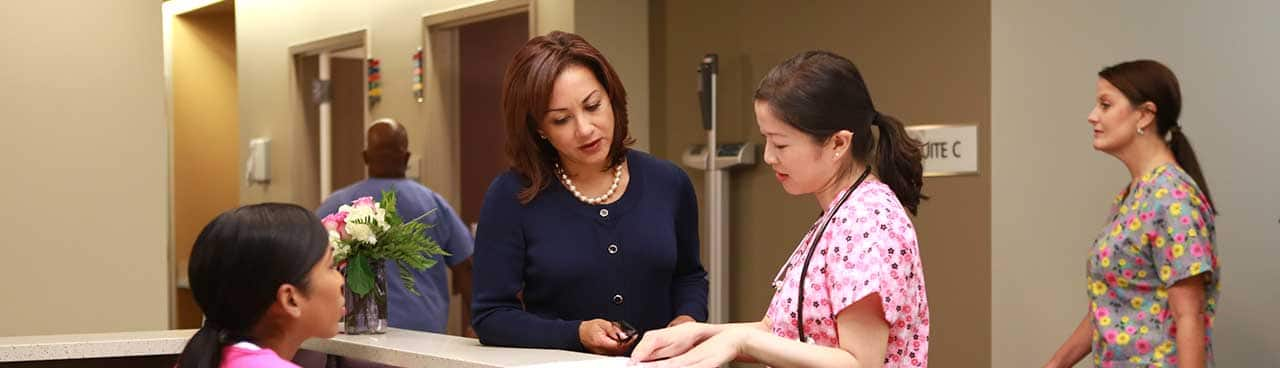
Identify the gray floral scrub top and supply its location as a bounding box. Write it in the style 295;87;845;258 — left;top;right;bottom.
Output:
1087;163;1218;367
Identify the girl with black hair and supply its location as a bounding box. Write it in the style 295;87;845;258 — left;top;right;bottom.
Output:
177;203;345;368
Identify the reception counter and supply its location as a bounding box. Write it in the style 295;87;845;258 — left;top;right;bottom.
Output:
0;328;608;367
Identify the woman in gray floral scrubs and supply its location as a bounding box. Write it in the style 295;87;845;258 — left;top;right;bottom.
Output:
1046;60;1219;368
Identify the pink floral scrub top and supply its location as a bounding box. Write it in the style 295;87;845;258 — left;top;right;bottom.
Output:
765;179;930;367
1087;163;1218;367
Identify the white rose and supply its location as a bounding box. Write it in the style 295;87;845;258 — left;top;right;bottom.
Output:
346;223;377;244
345;206;374;223
328;230;342;245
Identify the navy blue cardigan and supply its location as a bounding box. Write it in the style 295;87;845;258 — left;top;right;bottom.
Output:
471;150;708;351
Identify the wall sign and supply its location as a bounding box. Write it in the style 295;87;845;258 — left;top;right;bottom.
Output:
905;124;979;177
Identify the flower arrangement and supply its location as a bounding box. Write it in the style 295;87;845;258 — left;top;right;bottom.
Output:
321;190;449;298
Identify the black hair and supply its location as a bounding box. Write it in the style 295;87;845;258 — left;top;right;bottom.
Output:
755;50;927;214
176;203;329;368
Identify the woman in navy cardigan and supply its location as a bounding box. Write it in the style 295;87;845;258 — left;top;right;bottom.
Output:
471;31;708;355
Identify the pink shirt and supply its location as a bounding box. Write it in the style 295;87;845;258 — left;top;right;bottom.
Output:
221;342;300;368
765;179;930;367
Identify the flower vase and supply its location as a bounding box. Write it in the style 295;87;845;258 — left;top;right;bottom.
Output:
342;260;388;334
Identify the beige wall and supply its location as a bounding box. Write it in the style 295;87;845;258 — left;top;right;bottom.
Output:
650;1;991;366
577;0;650;151
0;2;169;335
992;1;1280;366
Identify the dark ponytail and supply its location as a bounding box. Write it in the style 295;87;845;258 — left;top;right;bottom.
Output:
177;203;329;368
871;113;927;215
755;50;926;214
1167;127;1214;211
1099;59;1215;211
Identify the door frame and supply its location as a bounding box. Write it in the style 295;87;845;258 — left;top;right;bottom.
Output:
161;0;237;329
419;0;533;210
288;29;370;201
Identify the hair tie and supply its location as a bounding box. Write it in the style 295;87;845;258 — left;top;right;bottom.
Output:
870;111;881;126
1169;125;1183;134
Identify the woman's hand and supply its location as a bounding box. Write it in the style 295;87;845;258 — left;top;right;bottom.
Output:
629;322;715;364
579;319;635;355
640;327;750;368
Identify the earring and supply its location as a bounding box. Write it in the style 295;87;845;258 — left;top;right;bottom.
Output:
1137;127;1145;136
539;135;548;140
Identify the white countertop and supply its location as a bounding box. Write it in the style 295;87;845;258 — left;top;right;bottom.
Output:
0;328;605;367
0;329;192;362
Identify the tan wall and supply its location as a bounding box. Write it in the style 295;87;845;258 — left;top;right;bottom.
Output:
577;0;650;152
0;2;169;335
992;1;1280;366
650;1;991;366
172;5;239;329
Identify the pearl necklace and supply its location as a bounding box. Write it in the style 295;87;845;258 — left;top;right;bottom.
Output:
555;162;623;205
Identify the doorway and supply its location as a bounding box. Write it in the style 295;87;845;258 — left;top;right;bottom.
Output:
165;0;239;329
291;32;369;208
421;0;532;336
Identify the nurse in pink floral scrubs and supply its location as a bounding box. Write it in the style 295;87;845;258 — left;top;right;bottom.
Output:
1046;60;1219;368
630;50;930;368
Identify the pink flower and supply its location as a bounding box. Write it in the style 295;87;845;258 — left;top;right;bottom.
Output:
354;196;376;208
1137;312;1147;320
321;212;348;237
1125;326;1136;334
1123;269;1135;278
1180;216;1192;226
1104;330;1118;344
1172;189;1186;199
1191;244;1205;257
1174;233;1187;243
1100;247;1112;258
1168;355;1178;365
1141;211;1156;221
1135;339;1152;354
1105;273;1118;285
1095;307;1110;319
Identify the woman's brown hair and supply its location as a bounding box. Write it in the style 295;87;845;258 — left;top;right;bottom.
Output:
1100;59;1215;211
501;31;634;204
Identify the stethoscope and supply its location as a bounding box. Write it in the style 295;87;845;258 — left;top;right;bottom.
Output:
772;167;870;343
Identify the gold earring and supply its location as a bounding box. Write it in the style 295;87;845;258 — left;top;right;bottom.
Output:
1137;127;1145;136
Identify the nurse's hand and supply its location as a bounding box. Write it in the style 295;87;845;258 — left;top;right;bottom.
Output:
628;321;712;364
640;328;747;368
580;319;635;355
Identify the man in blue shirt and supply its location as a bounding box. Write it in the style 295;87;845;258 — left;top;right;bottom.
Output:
317;119;474;335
